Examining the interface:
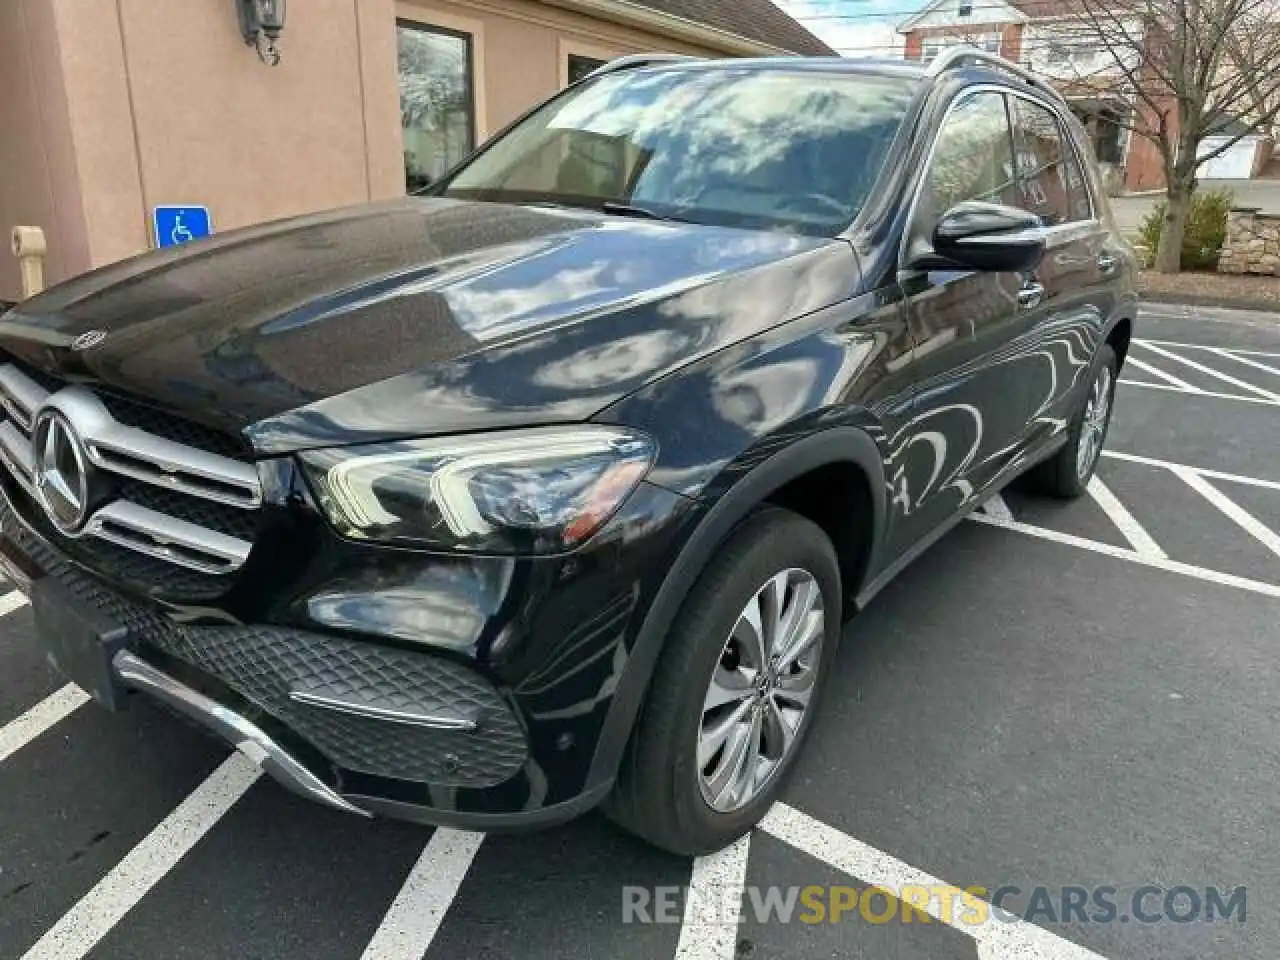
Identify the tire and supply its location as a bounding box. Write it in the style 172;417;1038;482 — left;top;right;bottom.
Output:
1028;343;1118;499
604;507;841;855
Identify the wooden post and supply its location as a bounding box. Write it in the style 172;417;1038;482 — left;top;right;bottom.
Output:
11;226;47;298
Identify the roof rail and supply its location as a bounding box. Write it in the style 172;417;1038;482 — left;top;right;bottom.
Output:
584;54;695;80
928;45;1062;101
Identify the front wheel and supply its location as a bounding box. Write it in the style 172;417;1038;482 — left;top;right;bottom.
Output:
1029;343;1118;498
604;508;841;855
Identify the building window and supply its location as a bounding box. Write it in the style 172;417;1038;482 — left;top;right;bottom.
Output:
920;33;998;63
567;54;607;85
958;0;973;15
397;21;475;192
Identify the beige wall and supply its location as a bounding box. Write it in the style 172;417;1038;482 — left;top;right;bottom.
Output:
97;0;401;260
0;0;88;300
397;0;723;136
1;0;728;302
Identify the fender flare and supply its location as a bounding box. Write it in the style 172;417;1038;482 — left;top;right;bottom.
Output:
585;425;888;790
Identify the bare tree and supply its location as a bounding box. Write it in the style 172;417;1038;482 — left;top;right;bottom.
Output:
1029;0;1280;272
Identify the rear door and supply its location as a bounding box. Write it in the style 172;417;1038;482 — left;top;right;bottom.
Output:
1006;95;1114;442
891;89;1039;552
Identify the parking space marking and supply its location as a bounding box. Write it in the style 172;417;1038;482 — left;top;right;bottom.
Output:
20;753;261;960
1118;380;1280;407
1206;348;1280;379
360;828;484;960
978;492;1014;522
0;588;29;617
1123;356;1202;392
1101;451;1280;491
1086;476;1167;558
1173;468;1280;560
1132;342;1280;402
676;834;752;960
1141;338;1280;360
969;513;1280;600
0;684;90;764
760;804;1106;959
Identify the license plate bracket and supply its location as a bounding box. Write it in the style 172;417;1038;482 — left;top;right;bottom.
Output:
32;578;132;710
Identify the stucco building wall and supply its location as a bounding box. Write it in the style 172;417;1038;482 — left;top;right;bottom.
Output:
0;0;85;298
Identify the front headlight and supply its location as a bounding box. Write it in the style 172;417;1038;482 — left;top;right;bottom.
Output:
298;426;655;554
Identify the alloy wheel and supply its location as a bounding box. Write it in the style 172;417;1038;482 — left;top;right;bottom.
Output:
697;568;824;813
1076;365;1113;481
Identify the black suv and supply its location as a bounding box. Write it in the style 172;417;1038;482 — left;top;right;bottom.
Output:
0;50;1134;854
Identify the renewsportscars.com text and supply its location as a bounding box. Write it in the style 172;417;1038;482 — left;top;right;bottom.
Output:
622;884;1246;926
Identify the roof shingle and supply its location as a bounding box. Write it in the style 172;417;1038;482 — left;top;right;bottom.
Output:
627;0;837;55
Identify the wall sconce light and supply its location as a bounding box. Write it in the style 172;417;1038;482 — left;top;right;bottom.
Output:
236;0;286;66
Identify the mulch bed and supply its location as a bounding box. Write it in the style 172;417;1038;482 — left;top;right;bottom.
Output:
1137;270;1280;311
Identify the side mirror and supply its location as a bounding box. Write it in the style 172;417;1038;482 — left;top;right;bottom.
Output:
926;201;1046;272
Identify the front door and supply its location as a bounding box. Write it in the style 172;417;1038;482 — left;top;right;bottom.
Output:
890;89;1039;550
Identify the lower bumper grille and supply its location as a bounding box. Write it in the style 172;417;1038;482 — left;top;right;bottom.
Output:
2;493;529;789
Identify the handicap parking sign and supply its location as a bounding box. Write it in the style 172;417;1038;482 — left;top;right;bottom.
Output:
153;205;212;249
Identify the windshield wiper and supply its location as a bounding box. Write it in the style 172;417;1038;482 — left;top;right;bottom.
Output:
600;201;687;223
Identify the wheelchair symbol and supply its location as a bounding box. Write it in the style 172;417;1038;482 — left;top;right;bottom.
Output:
154;205;211;248
171;215;194;245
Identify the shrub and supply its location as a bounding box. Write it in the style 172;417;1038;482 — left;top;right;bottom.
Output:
1138;188;1233;270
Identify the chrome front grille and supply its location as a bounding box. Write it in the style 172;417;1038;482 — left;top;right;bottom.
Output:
0;361;260;578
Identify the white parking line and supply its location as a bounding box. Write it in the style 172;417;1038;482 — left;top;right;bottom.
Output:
1173;469;1280;560
1132;341;1280;402
969;513;1280;600
20;753;261;960
675;834;752;960
1087;476;1166;558
1101;451;1280;492
978;492;1014;522
1206;347;1280;379
0;589;29;617
1123;356;1202;392
1119;379;1280;407
1141;338;1280;360
761;804;1106;959
360;828;485;960
0;684;91;765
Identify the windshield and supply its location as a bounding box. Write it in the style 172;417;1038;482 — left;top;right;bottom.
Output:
437;66;919;236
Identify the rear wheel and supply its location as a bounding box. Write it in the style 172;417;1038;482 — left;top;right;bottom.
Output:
1029;344;1117;498
604;508;841;855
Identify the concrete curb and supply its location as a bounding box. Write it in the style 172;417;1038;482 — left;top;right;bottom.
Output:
1142;300;1280;325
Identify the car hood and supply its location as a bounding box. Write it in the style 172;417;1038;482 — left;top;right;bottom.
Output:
0;197;858;454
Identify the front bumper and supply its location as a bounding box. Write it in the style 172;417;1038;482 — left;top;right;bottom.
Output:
112;648;370;817
0;481;655;829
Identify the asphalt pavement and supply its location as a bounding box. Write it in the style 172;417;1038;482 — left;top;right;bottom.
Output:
2;302;1279;960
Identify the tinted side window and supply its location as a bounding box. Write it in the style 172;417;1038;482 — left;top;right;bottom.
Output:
919;91;1018;227
1010;98;1073;225
1060;133;1094;222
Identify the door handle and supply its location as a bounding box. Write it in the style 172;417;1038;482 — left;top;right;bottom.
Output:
1017;283;1045;310
1097;252;1118;275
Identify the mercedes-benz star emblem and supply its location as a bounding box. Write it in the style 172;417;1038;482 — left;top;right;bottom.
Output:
71;330;108;352
32;411;92;534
